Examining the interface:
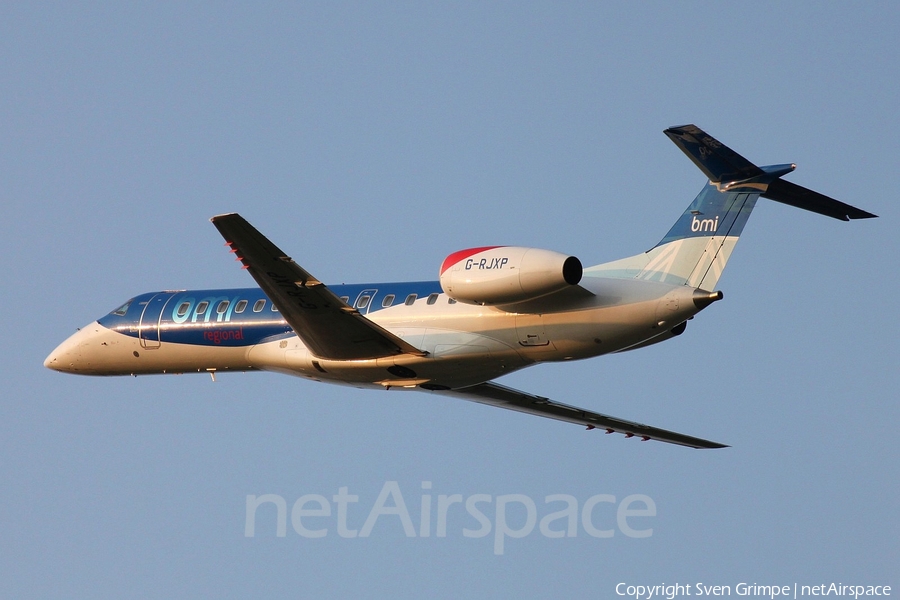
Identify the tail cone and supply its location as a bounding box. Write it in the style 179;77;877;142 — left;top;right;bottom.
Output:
693;289;724;310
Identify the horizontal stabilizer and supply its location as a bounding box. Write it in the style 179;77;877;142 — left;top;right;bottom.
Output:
665;124;763;184
666;124;877;221
763;178;877;221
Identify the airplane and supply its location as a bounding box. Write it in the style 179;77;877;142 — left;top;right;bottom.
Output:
44;125;877;449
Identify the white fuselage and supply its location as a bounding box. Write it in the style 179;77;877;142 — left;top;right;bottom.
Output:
44;276;703;390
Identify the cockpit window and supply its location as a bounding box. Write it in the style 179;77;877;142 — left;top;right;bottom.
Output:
112;299;133;316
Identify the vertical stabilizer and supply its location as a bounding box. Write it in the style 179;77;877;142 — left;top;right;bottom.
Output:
586;183;759;289
585;125;875;289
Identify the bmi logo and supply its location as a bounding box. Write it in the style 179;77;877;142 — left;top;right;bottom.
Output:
691;215;719;233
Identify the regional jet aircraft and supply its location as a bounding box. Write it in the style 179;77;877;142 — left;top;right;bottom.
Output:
45;125;876;448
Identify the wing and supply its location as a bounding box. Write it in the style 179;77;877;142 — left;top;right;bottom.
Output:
211;213;426;360
431;381;727;449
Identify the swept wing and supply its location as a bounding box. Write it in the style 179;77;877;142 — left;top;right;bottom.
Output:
211;213;425;360
432;381;727;449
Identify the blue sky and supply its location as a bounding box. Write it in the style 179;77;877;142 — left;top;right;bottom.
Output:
2;3;897;597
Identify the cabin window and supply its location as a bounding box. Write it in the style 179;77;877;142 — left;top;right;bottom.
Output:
427;293;439;305
382;294;395;308
253;299;266;312
216;300;229;314
340;296;350;304
271;304;279;312
196;301;209;316
405;294;417;306
176;302;191;318
357;295;371;309
234;300;248;313
112;299;133;316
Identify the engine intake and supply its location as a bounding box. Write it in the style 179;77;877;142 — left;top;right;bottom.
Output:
439;246;582;305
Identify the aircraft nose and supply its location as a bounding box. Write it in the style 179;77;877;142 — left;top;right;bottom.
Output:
44;323;104;373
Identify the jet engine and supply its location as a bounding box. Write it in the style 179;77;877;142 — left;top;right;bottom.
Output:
439;246;582;305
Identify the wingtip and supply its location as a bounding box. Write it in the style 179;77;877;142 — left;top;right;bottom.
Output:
210;212;240;223
701;442;730;450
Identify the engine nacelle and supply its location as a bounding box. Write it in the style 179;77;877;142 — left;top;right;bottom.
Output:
439;246;583;305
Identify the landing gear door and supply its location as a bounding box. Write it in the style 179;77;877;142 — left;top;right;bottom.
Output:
139;292;175;349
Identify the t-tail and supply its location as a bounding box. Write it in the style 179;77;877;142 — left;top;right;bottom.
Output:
586;124;876;290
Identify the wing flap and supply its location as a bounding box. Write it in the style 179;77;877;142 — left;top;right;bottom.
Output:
211;213;425;360
432;381;727;449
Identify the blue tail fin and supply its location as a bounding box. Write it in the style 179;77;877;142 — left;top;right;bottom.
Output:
585;125;876;289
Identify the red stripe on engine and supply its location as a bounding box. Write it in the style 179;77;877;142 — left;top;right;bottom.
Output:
439;246;503;275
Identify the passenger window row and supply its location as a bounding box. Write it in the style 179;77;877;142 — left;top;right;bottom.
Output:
171;292;458;319
338;293;455;308
348;292;457;308
173;297;276;318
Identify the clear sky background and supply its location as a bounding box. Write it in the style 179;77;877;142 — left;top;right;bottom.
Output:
1;3;897;598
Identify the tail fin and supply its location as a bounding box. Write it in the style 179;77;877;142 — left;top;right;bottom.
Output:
585;125;876;289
